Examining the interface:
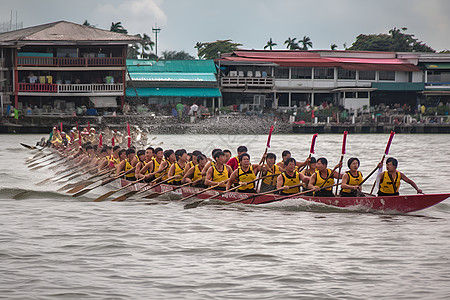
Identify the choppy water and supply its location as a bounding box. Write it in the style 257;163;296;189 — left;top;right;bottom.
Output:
1;133;450;299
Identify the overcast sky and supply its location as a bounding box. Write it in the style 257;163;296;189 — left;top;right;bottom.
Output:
1;0;449;56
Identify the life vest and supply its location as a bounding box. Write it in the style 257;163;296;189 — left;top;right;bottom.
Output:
211;164;229;183
152;157;163;178
281;170;300;194
379;171;401;194
169;162;185;184
314;169;334;191
162;161;172;180
192;164;203;182
263;164;281;186
139;160;150;175
341;171;363;193
109;155;120;167
124;159;135;179
237;165;256;190
189;161;195;168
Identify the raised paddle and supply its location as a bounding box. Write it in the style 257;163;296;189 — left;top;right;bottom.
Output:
255;125;274;192
71;167;136;197
359;131;395;188
335;131;348;195
93;177;147;202
178;179;230;202
298;133;318;173
20;143;38;150
184;174;273;209
111;175;180;202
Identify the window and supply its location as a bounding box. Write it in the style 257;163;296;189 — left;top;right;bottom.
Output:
275;67;289;79
345;92;356;98
314;67;334;79
291;67;312;79
358;92;369;98
379;71;395;81
358;70;376;80
338;68;356;79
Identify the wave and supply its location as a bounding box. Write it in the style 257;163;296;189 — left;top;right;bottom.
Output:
0;188;75;200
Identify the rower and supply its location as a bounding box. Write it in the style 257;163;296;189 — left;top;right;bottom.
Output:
301;157;317;191
116;148;136;181
276;150;291;171
223;149;232;162
260;153;281;192
157;149;176;180
377;157;422;196
142;147;164;182
340;157;364;197
168;149;188;185
205;150;232;190
182;154;207;187
135;147;154;180
201;148;222;176
308;157;342;197
277;158;309;195
226;145;247;171
184;150;201;175
226;153;261;193
109;146;121;168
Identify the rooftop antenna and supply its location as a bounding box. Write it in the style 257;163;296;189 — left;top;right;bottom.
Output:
152;23;162;57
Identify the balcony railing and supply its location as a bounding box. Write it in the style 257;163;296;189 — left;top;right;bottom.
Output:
17;56;124;67
19;83;123;94
221;76;274;87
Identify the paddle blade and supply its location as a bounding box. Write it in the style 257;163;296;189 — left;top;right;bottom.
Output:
310;133;318;154
184;200;203;209
266;125;274;148
93;190;116;202
72;187;94;197
142;192;161;199
111;191;138;202
37;177;54;185
342;131;348;155
385;131;395;155
57;182;79;192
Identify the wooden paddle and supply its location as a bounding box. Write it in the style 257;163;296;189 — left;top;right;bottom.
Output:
254;125;274;190
359;131;395;188
20;143;38;150
271;183;341;202
30;156;66;170
298;133;318;173
57;169;114;192
178;179;230;202
143;178;204;199
184;174;273;209
335;131;348;195
111;175;180;202
93;177;147;202
71;167;136;197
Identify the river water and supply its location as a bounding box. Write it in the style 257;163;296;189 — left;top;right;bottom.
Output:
1;133;450;299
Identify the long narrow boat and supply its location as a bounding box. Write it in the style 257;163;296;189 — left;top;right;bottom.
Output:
118;179;449;213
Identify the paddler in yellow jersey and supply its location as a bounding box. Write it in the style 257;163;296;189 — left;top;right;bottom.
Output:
377;157;422;196
182;154;207;187
226;153;262;193
156;149;176;180
184;150;201;175
201;148;222;177
168;149;188;185
205;150;232;191
109;146;121;168
301;157;317;191
277;158;310;195
308;157;342;197
141;147;164;182
135;147;154;180
340;157;364;197
260;153;281;192
116;148;136;181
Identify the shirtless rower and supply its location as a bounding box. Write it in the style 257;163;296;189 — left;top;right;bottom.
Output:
340;157;364;197
277;158;310;196
377;157;422;196
260;153;282;192
308;157;342;197
182;154;207;187
226;153;262;193
205;150;232;190
168;149;188;185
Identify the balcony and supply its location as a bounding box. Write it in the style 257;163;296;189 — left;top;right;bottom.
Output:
17;56;124;67
18;83;124;95
221;76;274;88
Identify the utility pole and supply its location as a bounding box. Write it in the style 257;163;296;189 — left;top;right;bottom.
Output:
152;23;162;57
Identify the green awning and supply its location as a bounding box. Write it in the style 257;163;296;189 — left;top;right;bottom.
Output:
423;63;450;69
126;87;222;98
127;59;217;73
128;72;217;82
371;82;424;91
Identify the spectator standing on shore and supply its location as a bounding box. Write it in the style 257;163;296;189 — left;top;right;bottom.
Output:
189;102;199;116
176;103;184;120
123;102;130;115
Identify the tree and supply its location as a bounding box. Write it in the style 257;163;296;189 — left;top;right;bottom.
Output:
331;43;338;50
196;40;242;59
299;36;313;50
110;22;128;34
348;27;435;52
82;20;95;28
128;33;156;59
284;37;299;50
264;38;277;50
161;50;195;60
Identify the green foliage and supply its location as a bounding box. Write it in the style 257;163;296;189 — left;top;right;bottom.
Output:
110;22;128;34
348;27;435;52
128;33;156;59
299;36;312;50
264;38;277;50
161;50;195;60
82;20;95;28
284;37;299;50
331;43;338;50
195;40;242;59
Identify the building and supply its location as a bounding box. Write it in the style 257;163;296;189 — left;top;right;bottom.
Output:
0;21;140;116
126;59;221;110
217;50;450;112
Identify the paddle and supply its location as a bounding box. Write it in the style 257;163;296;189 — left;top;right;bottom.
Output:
111;175;180;202
57;169;114;192
178;179;230;202
30;156;66;170
359;131;395;188
335;131;348;195
298;133;318;173
254;125;274;192
143;178;204;199
20;143;38;150
271;183;342;202
71;167;136;197
93;177;147;202
184;174;273;209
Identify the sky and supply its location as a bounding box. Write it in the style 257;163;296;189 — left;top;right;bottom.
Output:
1;0;450;57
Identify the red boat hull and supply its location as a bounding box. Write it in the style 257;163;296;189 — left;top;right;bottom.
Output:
119;179;449;213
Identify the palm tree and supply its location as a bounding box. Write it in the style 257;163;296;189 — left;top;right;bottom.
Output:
110;22;128;34
299;36;312;50
330;43;338;50
284;37;298;50
137;33;155;58
82;20;95;28
264;38;277;50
